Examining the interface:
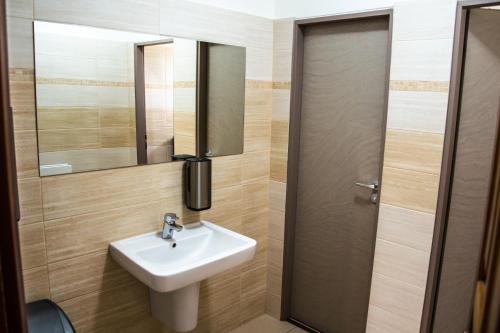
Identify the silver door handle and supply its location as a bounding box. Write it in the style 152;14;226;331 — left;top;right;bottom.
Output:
354;181;379;191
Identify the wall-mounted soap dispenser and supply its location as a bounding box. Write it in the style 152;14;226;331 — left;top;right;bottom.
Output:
184;157;211;211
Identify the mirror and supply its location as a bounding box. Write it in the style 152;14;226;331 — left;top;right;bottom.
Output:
34;21;246;176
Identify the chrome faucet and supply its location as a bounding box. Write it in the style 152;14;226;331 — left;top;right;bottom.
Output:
162;213;183;240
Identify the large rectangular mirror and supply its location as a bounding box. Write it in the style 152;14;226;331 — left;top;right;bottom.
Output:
34;21;246;176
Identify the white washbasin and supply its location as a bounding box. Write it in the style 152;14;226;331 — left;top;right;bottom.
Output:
109;220;256;331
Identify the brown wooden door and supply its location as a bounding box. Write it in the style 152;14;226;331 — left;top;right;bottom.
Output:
432;9;500;333
288;16;390;333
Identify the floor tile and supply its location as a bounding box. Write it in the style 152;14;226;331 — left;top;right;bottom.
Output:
230;314;296;333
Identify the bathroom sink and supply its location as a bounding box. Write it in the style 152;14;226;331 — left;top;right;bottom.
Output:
109;221;256;331
110;220;256;292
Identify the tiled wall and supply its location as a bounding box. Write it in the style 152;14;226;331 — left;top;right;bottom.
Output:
265;1;457;332
35;28;138;173
9;0;272;332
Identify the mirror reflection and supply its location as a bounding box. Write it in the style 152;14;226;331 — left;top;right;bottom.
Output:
34;21;246;177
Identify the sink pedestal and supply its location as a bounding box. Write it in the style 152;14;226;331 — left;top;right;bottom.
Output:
150;282;201;332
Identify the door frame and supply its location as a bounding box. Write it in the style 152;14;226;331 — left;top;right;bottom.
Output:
280;9;394;328
0;0;27;331
420;1;500;332
134;39;174;165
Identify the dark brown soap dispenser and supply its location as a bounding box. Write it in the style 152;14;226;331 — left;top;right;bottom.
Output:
184;157;211;211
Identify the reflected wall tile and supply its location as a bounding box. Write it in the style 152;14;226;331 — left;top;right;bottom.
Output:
7;17;33;68
35;0;160;34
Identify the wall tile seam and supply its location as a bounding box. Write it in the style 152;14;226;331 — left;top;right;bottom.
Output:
385;128;446;137
374;237;431;256
371;271;426;292
383;164;442;177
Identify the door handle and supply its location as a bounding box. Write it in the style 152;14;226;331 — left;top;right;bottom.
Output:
354;181;379;204
354;181;379;191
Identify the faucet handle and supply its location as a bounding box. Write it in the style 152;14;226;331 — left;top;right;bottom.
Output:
164;213;179;224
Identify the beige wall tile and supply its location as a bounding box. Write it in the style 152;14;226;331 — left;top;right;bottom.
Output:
390;39;453;82
14;130;39;178
369;273;425;323
7;17;33;68
19;222;47;269
18;177;43;225
272;20;293;83
212;155;243;190
387;91;449;134
44;202;161;262
242;151;270;184
241;265;267;300
269;181;286;212
41;162;182;220
377;204;435;252
23;266;50;303
393;0;456;41
265;293;282;319
198;268;241;322
272;89;291;121
384;129;444;174
366;304;420;333
242;205;268;240
244;119;271;153
270;120;288;182
242;181;269;216
35;0;160;34
380;167;439;214
48;251;135;302
240;290;267;324
373;239;430;289
267;262;282;298
202;185;243;230
268;238;283;270
59;280;151;333
9;69;36;131
194;302;241;333
7;0;33;19
245;86;272;123
268;209;285;241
